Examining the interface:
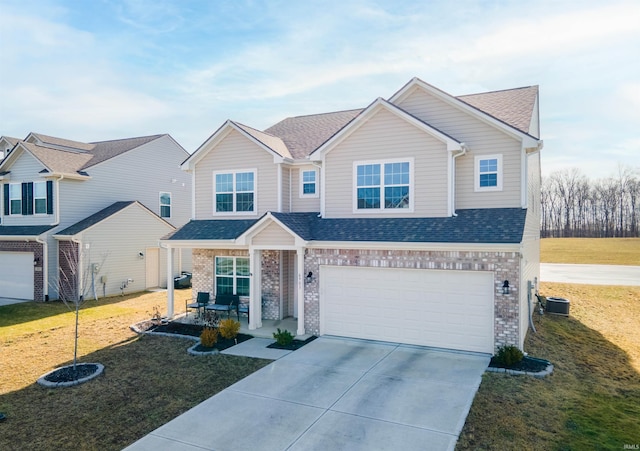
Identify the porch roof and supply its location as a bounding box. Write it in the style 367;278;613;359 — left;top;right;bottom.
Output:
0;224;57;237
165;208;527;244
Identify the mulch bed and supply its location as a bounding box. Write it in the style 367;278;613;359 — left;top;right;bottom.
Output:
267;335;317;350
488;356;550;372
44;364;100;383
147;322;253;351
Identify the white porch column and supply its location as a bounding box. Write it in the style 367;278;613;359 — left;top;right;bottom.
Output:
296;247;305;336
249;248;262;330
166;247;174;318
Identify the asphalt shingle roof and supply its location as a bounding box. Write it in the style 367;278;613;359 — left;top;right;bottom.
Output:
457;86;539;137
56;201;136;235
168;208;527;244
165;219;260;240
0;224;57;236
264;109;363;159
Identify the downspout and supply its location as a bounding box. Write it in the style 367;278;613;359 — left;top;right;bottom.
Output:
451;144;468;217
71;237;84;300
35;235;49;301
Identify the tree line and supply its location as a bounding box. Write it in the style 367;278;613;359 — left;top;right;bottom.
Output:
541;166;640;238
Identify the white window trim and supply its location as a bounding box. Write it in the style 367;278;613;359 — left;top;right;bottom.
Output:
159;191;171;218
474;154;503;192
214;256;250;296
299;168;319;198
33;181;47;215
352;158;414;213
212;169;258;216
8;182;22;216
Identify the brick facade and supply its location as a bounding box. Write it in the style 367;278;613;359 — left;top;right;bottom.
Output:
303;248;521;350
0;241;45;301
192;246;521;351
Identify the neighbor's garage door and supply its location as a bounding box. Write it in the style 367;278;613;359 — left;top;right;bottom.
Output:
320;266;494;353
0;252;34;300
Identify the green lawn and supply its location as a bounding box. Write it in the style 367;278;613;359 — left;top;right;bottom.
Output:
541;237;640;265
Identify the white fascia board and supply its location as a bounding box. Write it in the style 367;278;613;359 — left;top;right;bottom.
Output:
235;212;307;247
180;121;234;171
306;240;521;252
390;78;539;145
0;235;44;241
313;98;462;158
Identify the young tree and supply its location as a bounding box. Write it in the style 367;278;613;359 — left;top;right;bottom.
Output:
55;242;107;374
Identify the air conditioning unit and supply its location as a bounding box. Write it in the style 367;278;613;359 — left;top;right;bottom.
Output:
546;297;570;316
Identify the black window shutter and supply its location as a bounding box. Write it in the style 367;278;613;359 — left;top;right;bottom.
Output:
46;180;53;215
3;184;8;216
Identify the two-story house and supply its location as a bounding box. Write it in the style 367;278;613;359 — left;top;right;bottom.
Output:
0;133;192;301
162;77;542;353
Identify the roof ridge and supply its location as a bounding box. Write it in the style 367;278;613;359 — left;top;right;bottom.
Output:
458;85;538;97
279;108;364;121
89;134;165;145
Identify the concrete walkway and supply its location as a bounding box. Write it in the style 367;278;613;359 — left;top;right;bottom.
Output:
124;336;489;451
540;263;640;286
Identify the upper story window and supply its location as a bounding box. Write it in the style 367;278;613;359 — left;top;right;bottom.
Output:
215;256;250;296
9;183;21;215
160;192;171;218
4;181;53;216
300;169;318;197
354;159;413;212
475;154;503;191
214;170;256;214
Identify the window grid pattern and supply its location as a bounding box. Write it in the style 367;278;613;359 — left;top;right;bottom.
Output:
302;170;316;195
215;171;254;213
479;158;498;188
356;162;410;210
215;256;250;296
160;192;171;218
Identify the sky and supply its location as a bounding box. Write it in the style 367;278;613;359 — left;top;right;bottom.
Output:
1;0;638;178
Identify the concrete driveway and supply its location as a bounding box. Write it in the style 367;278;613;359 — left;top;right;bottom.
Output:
540;263;640;286
125;337;489;451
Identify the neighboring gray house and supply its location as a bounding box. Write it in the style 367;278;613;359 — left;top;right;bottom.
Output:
0;133;192;301
163;77;543;353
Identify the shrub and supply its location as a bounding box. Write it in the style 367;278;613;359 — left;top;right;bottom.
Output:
495;345;524;367
219;319;240;339
200;327;219;348
273;328;294;346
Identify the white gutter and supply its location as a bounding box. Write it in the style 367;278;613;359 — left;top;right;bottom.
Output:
35;235;49;301
450;143;468;217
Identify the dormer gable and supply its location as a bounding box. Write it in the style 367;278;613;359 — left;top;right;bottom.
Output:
390;78;540;150
182;120;291;172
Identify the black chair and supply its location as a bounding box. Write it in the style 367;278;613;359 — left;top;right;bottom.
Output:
186;292;210;319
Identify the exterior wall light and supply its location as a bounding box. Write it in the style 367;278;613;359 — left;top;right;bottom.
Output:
305;271;313;284
138;252;144;260
502;280;510;295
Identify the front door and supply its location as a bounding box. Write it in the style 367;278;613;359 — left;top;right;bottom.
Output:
145;248;159;288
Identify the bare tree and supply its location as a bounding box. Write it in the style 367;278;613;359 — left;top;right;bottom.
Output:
54;242;108;373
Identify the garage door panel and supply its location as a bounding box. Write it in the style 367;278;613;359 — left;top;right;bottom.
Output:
321;266;494;353
0;252;35;300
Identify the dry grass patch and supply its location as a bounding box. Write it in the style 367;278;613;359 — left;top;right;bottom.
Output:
457;282;640;450
0;290;271;450
541;238;640;265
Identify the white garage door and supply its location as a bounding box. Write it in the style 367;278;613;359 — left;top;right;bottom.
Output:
320;266;494;353
0;252;35;300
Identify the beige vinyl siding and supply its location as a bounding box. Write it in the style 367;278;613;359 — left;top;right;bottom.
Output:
397;87;522;209
252;222;295;246
57;135;191;230
519;151;541;347
291;165;321;212
193;129;278;219
1;152;53;226
324;108;449;218
75;204;176;297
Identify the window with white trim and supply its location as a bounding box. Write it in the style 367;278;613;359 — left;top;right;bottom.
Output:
215;256;250;296
9;183;21;215
300;169;318;197
33;181;47;214
475;154;503;191
214;170;255;214
160;192;171;218
354;160;412;211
